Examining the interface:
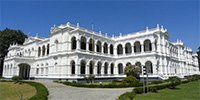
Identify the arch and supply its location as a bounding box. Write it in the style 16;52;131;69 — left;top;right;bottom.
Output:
145;61;153;73
96;41;102;53
135;62;142;73
71;60;75;74
97;62;102;75
89;61;94;74
38;47;41;57
18;63;30;79
144;39;152;51
88;38;95;51
110;63;114;75
47;44;50;55
104;62;108;75
117;44;123;55
71;36;77;50
125;43;132;54
126;62;132;66
80;60;86;74
110;44;114;54
118;63;123;74
42;45;45;56
134;41;141;53
80;36;87;50
103;42;108;54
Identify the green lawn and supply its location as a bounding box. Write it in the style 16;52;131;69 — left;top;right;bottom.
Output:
135;81;200;100
0;82;36;100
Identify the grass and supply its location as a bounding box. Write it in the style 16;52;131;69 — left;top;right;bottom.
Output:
0;82;36;100
135;80;200;100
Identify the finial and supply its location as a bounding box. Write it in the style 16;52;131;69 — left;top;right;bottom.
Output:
112;34;114;38
157;24;159;29
161;25;164;30
77;23;79;28
99;31;101;35
120;33;122;37
67;22;70;25
146;27;149;32
105;33;107;37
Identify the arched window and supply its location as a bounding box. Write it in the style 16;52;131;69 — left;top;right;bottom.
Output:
80;60;86;74
96;41;102;53
103;42;108;54
89;61;94;74
104;62;108;75
89;38;94;51
134;41;141;53
80;36;86;50
110;63;114;75
71;60;75;74
125;43;132;54
110;44;114;55
145;61;153;73
117;44;123;55
118;63;123;74
55;40;59;51
38;47;41;57
135;62;142;73
71;37;77;50
97;62;102;75
144;39;152;51
42;45;45;56
47;44;50;55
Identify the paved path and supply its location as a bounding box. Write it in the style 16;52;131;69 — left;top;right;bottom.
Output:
35;80;133;100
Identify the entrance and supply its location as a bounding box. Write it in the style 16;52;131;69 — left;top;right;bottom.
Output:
18;63;30;79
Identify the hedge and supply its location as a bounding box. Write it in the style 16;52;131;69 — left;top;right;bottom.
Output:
56;81;143;88
23;81;49;100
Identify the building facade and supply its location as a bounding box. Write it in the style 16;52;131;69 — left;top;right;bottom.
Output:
2;22;199;81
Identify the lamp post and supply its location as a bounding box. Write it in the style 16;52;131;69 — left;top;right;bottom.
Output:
142;65;148;93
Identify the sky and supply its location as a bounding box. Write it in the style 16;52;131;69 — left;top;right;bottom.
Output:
0;0;199;51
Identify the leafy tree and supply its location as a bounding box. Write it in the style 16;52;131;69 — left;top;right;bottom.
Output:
0;28;27;76
197;47;200;71
124;65;140;78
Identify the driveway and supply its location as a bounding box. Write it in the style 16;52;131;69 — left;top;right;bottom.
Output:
35;80;133;100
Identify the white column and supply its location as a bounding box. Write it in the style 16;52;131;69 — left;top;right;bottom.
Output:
141;44;144;53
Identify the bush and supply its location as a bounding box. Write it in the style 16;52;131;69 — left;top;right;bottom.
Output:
23;81;49;100
168;76;181;89
151;80;163;84
149;86;158;93
123;76;139;84
118;91;136;100
12;76;22;84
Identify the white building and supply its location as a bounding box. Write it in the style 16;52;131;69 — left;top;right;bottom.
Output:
2;22;199;81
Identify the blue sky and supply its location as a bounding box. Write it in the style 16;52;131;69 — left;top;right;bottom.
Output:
0;0;199;51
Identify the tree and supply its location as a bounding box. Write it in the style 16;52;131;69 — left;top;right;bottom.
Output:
124;65;140;78
197;47;200;71
0;28;27;76
168;76;181;89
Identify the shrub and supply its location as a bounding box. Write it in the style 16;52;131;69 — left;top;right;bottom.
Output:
168;76;181;89
118;91;136;100
151;80;163;84
123;76;139;84
12;76;22;84
149;86;158;93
